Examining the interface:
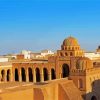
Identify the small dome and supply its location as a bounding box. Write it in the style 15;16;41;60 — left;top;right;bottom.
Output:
76;57;93;70
78;57;91;61
63;36;79;46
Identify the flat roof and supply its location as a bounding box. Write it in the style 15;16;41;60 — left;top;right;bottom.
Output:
0;78;69;94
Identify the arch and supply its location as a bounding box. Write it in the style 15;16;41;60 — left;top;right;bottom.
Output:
7;69;10;81
70;52;73;56
36;68;40;82
75;47;77;50
60;52;63;57
93;62;96;65
43;68;48;81
28;68;33;82
91;96;97;100
72;47;74;50
15;68;19;81
78;79;83;88
65;47;67;50
51;68;56;80
21;67;26;82
1;70;5;81
65;52;68;56
62;64;69;78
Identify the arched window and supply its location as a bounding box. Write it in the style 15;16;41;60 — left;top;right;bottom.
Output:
65;47;67;50
36;68;40;82
65;52;68;56
28;68;33;82
91;96;97;100
78;79;83;88
70;52;73;56
15;68;19;81
62;64;69;78
92;81;95;87
7;69;10;81
72;47;74;50
1;70;5;81
43;68;48;81
21;68;26;82
93;62;96;65
60;52;63;57
51;68;56;80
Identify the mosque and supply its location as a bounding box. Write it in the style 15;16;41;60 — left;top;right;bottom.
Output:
0;36;100;100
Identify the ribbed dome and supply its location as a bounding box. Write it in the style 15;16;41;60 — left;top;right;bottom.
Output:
76;57;93;70
63;36;79;46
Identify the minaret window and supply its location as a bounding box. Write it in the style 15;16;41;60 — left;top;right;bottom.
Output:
72;47;74;50
65;52;68;56
60;52;64;57
78;79;83;89
70;52;73;56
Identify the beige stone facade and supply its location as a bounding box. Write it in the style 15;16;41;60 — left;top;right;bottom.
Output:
0;36;100;100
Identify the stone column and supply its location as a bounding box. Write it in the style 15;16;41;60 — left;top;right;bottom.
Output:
60;73;62;78
12;69;15;82
33;69;36;83
40;74;44;82
40;69;44;82
19;69;22;82
48;71;51;81
0;74;2;82
4;72;7;82
10;70;13;82
26;69;29;82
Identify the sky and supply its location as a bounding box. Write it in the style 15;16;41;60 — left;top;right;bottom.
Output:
0;0;100;54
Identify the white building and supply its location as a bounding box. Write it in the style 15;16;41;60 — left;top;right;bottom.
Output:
85;52;100;60
0;57;8;62
30;50;54;59
41;50;54;56
21;50;31;59
85;46;100;60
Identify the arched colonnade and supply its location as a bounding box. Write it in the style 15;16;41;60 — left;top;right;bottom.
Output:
0;69;11;82
14;67;56;82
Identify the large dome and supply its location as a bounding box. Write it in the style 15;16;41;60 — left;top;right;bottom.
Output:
63;36;79;46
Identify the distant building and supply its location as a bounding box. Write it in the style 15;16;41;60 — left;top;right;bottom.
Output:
20;50;31;59
16;54;25;60
0;57;8;62
4;54;17;60
85;46;100;60
30;53;41;59
41;49;54;56
30;50;54;59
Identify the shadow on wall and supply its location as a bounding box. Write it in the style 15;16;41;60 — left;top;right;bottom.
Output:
84;79;100;100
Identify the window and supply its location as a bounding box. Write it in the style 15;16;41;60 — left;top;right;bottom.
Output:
65;52;68;56
70;52;73;56
60;52;63;57
78;79;83;89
